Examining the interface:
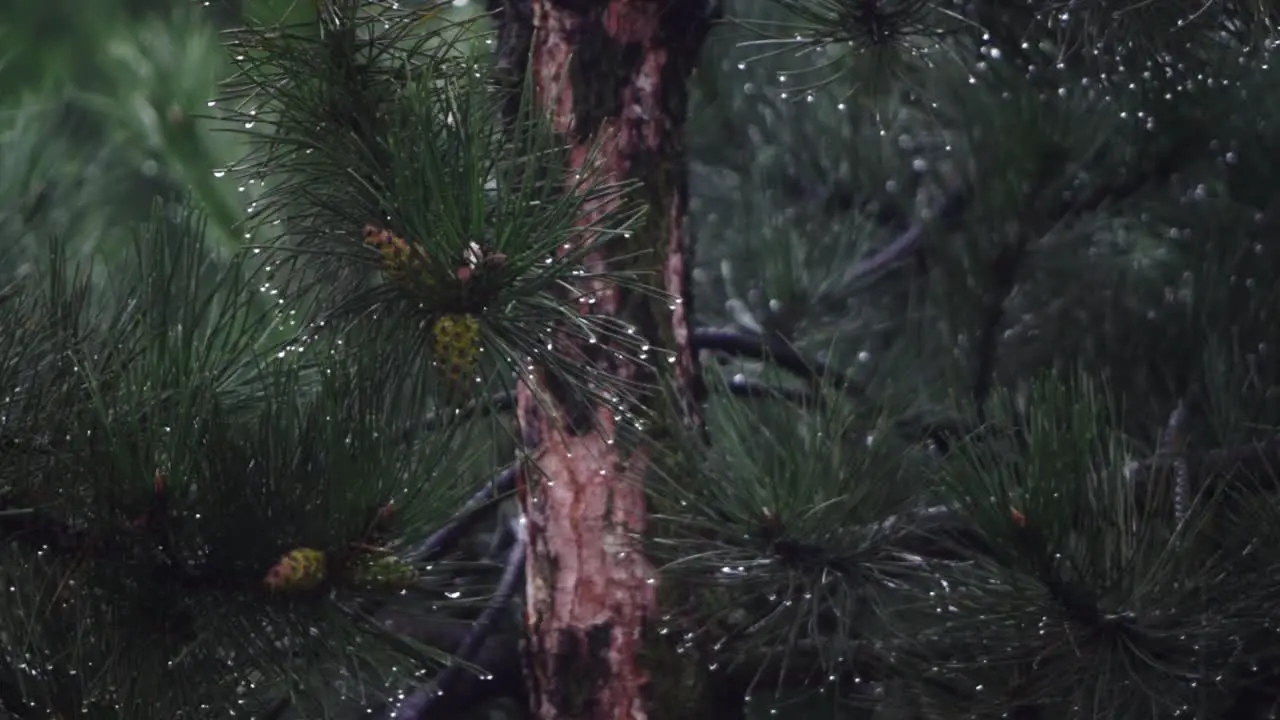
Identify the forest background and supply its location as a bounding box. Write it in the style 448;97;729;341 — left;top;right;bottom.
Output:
5;1;1280;719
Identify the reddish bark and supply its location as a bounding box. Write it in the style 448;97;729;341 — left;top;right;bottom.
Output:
505;1;713;718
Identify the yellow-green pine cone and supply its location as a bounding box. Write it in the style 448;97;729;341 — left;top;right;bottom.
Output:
363;226;429;286
263;547;327;592
430;313;481;401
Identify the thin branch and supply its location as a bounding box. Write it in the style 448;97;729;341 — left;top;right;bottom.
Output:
693;328;868;399
392;517;528;720
840;185;970;287
971;147;1190;422
971;234;1031;422
406;466;518;563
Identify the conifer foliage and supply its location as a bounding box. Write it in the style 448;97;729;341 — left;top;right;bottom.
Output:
6;0;1280;719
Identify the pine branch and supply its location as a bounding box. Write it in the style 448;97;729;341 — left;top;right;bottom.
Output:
971;233;1032;423
838;184;970;287
876;431;1280;559
365;606;525;720
694;186;968;400
693;328;868;399
406;466;518;563
391;517;528;720
971;147;1192;421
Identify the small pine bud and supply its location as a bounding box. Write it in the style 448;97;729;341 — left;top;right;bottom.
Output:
264;547;327;592
352;554;418;590
1010;507;1026;527
456;242;506;283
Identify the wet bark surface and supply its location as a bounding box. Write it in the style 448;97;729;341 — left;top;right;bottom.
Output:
496;1;714;718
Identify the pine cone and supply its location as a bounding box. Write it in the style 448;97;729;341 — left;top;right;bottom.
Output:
431;313;481;400
263;547;327;592
363;224;428;285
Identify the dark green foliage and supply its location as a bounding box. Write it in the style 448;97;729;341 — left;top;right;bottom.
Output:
0;211;496;716
220;0;656;422
0;2;518;716
657;0;1280;717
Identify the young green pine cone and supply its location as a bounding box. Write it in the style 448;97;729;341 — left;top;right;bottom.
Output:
431;313;481;401
352;554;419;590
263;547;327;592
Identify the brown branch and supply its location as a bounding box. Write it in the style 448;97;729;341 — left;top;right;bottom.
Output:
693;328;869;400
368;608;524;720
406;466;517;563
391;517;528;720
840;186;970;286
970;233;1032;422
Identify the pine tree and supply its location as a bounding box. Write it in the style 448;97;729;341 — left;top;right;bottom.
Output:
7;0;1280;719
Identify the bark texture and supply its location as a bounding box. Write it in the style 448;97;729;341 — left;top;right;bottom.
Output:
503;1;714;718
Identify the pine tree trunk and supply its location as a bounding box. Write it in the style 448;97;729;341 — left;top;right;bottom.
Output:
500;1;714;718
